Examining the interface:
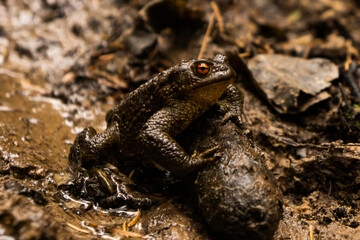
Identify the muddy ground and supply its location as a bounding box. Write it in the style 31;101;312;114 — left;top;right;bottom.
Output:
0;0;360;239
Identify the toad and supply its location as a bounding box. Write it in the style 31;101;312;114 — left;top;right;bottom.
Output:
69;54;242;180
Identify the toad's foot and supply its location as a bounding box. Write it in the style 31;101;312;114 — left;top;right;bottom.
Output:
180;145;220;175
69;122;121;171
85;164;153;208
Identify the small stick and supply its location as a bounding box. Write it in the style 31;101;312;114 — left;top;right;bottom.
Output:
344;50;352;71
123;221;127;231
309;225;314;240
198;13;215;59
302;41;313;59
328;180;332;195
344;40;358;71
128;209;141;227
66;223;91;234
239;52;251;58
122;221;129;238
211;1;224;33
128;169;135;180
110;228;147;238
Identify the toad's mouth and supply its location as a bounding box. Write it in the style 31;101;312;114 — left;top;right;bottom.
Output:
188;78;234;104
191;74;234;91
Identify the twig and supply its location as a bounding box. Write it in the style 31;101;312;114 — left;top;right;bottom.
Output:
344;43;352;71
66;222;91;234
261;131;360;149
302;41;313;59
110;228;147;238
123;221;127;231
239;52;251;58
198;13;215;59
211;1;224;33
309;225;314;240
128;209;141;227
328;180;332;195
0;68;25;79
128;169;135;180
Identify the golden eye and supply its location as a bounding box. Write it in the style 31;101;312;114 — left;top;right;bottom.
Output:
195;63;210;75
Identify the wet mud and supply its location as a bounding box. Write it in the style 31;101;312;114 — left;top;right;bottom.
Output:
1;0;360;239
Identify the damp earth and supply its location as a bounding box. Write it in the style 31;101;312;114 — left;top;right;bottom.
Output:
1;0;360;239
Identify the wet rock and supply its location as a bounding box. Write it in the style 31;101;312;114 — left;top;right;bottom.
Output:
181;104;283;240
248;54;339;114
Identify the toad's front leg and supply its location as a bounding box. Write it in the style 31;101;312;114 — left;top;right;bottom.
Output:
68;121;121;171
139;100;217;177
217;84;244;127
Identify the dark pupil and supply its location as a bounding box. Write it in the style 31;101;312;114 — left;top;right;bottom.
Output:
197;64;209;74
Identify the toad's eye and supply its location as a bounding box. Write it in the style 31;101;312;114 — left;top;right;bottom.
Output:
195;62;211;76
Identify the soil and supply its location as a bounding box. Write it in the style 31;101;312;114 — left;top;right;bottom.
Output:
0;0;360;239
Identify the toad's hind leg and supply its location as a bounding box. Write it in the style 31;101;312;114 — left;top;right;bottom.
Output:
68;123;153;208
68;122;121;171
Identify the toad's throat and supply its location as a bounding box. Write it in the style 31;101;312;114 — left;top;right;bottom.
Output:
188;78;234;105
191;74;234;91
